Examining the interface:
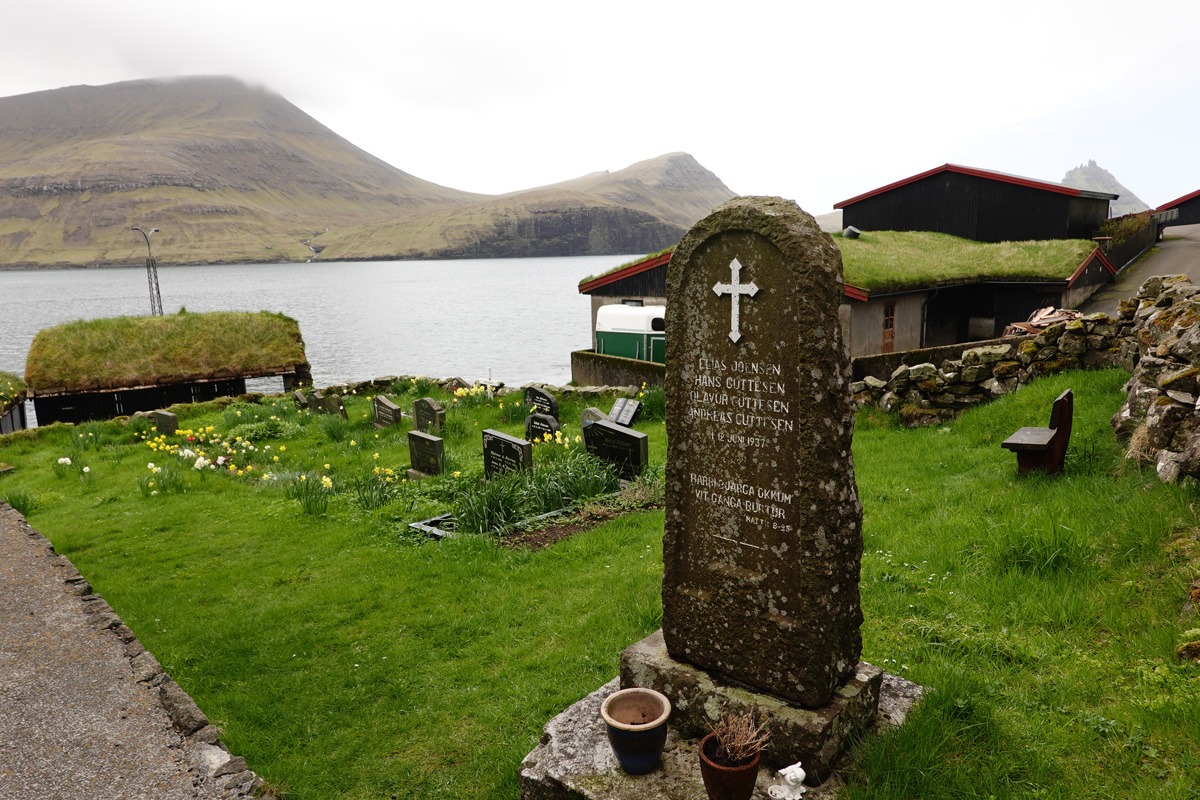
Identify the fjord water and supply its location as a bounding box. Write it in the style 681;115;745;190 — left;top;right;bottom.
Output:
0;255;634;390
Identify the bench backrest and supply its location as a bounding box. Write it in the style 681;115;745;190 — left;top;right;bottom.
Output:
1047;389;1073;468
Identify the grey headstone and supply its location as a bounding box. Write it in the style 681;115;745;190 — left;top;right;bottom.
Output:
153;410;178;435
412;397;445;433
374;396;402;429
581;407;610;427
311;389;326;411
525;413;561;443
582;418;647;481
524;386;559;419
482;429;532;478
843;225;861;239
609;397;643;427
322;393;348;419
407;430;445;476
292;390;309;411
662;196;863;708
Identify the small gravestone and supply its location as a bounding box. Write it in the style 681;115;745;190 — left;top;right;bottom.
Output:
311;389;326;411
374;396;402;429
412;397;445;432
609;397;643;427
322;393;348;419
407;431;445;479
153;410;178;435
524;386;559;419
482;429;532;478
525;413;560;443
580;407;609;427
446;377;470;391
661;196;865;707
292;390;309;411
582;418;647;481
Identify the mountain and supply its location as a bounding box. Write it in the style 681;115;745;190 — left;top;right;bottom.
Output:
0;77;735;266
1061;160;1149;217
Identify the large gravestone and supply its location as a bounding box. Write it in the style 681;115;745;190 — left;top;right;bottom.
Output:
412;397;445;433
661;196;864;708
407;431;445;479
482;429;532;478
582;419;647;481
374;396;402;429
524;386;559;419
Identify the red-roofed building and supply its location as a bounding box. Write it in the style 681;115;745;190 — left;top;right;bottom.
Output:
835;164;1117;243
1156;189;1200;227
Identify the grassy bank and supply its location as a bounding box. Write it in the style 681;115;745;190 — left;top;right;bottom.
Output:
0;371;24;408
0;370;1196;799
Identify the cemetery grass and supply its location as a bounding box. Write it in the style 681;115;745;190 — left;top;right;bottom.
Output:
0;371;1195;798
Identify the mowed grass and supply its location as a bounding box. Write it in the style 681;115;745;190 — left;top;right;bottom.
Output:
0;370;1197;799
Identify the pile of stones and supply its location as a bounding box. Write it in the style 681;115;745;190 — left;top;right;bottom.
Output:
1110;275;1200;483
852;313;1126;427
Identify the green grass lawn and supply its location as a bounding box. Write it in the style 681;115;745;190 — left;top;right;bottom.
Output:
0;371;1197;799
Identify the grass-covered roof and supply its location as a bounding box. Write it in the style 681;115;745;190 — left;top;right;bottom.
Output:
838;231;1097;294
578;232;1096;296
25;311;308;394
0;371;25;410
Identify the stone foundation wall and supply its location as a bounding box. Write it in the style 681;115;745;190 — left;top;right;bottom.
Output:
852;314;1127;427
1109;275;1200;483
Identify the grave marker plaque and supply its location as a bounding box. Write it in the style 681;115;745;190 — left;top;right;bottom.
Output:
412;397;445;433
582;418;647;481
525;413;560;443
153;410;178;435
609;397;643;427
523;387;559;419
374;396;402;429
662;196;863;708
481;429;532;478
407;430;445;477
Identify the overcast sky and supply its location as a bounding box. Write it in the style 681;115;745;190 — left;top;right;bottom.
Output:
4;1;1198;213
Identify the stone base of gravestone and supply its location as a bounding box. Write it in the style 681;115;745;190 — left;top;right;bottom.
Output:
519;671;923;800
619;630;881;781
406;469;432;482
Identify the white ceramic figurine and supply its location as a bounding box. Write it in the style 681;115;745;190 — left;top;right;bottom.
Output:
767;760;807;798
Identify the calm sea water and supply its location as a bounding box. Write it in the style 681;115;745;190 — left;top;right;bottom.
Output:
0;255;635;400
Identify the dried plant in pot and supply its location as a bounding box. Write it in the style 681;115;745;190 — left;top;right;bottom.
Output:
698;710;769;800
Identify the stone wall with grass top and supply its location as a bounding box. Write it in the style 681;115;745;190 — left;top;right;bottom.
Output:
1109;275;1200;484
853;314;1127;427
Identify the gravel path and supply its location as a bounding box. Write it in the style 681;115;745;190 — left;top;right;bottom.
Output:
0;503;264;800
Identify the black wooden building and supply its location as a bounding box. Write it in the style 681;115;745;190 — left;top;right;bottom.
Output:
834;164;1117;243
1156;189;1200;227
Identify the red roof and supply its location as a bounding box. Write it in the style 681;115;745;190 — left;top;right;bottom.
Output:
834;163;1118;209
1156;188;1200;211
578;250;672;295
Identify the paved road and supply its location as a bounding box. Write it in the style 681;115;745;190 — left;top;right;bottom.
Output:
0;504;261;800
1082;223;1200;316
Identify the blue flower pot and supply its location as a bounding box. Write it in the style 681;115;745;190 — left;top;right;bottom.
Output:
600;687;671;774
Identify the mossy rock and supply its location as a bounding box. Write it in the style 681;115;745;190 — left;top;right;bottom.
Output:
992;360;1021;380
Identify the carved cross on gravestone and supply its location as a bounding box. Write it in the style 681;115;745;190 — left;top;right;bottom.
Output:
712;257;759;343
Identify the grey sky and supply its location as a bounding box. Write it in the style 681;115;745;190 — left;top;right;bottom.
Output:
4;0;1198;212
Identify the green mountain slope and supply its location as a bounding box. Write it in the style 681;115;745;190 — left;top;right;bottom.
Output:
0;77;735;266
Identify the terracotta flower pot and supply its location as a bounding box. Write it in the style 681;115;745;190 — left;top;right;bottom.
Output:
698;731;761;800
599;687;671;774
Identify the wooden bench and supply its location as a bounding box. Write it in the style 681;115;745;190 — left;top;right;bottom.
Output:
1000;389;1073;475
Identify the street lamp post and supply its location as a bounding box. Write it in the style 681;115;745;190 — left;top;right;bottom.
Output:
132;227;163;316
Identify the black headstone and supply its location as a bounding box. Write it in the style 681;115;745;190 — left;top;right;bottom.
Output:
524;387;559;419
482;429;532;478
413;397;445;433
374;396;402;429
582;418;647;481
408;430;445;476
525;413;561;443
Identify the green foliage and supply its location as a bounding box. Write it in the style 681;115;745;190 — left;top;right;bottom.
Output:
317;414;350;443
1098;212;1153;249
639;384;666;421
0;370;26;407
1;488;38;516
284;472;333;516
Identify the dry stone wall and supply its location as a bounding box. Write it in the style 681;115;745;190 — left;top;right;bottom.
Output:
852;314;1126;427
1109;275;1200;483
